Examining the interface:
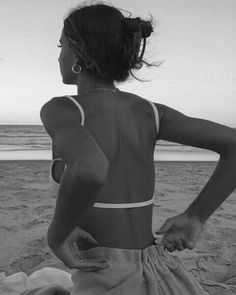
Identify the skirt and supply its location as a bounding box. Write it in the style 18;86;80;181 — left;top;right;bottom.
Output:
71;242;208;295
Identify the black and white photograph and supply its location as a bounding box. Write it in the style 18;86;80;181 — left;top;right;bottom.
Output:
0;0;236;294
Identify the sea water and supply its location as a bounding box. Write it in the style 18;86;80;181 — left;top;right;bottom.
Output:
0;125;219;161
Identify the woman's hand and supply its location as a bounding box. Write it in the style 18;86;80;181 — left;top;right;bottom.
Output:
49;226;108;271
155;212;205;252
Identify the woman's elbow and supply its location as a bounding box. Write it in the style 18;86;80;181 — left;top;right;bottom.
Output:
89;158;109;186
220;132;236;157
76;156;109;186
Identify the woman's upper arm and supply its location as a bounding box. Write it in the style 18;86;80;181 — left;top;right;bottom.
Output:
155;103;236;155
40;97;109;181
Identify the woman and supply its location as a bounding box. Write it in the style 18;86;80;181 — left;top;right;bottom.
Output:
31;2;236;294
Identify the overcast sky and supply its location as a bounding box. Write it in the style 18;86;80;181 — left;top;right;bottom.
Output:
0;0;235;126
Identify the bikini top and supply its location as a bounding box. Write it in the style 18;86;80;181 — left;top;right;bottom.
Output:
49;95;159;209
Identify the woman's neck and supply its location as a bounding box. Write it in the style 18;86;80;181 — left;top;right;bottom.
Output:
76;74;116;96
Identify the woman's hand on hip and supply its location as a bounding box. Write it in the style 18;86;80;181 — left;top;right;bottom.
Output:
154;212;205;252
49;226;108;271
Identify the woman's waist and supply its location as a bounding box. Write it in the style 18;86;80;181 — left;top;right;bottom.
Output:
76;208;154;250
76;234;155;252
75;240;167;265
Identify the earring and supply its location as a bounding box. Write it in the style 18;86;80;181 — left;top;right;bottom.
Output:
72;64;82;74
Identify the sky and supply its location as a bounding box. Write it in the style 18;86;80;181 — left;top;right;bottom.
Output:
0;0;236;126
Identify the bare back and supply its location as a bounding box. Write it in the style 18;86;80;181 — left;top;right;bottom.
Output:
53;90;159;250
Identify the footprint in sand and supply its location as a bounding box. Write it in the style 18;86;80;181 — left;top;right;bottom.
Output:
22;220;46;230
216;213;236;220
34;205;52;215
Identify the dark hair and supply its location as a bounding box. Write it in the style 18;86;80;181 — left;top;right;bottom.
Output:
64;1;160;82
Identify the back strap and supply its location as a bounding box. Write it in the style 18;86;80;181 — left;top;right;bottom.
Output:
146;100;159;136
93;196;154;209
66;96;85;126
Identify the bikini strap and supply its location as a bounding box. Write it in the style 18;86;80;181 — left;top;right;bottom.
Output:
65;95;85;126
93;196;154;209
146;100;159;136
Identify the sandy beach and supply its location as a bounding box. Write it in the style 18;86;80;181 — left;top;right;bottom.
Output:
0;160;236;294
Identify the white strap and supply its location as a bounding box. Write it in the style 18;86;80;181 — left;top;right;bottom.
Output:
52;157;63;162
66;96;85;125
50;158;154;208
93;196;154;209
146;100;159;136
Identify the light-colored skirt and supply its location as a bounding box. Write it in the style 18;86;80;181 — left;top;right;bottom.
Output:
71;242;208;295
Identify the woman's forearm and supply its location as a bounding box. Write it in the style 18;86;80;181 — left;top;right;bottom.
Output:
185;150;236;223
48;167;106;248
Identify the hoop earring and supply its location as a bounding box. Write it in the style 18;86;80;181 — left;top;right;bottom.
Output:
72;64;82;74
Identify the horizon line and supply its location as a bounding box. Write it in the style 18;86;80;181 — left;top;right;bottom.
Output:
1;124;236;131
1;122;236;128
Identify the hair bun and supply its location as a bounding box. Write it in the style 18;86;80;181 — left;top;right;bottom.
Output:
124;17;153;38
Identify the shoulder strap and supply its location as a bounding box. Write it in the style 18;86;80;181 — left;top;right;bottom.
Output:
65;96;85;126
146;100;159;136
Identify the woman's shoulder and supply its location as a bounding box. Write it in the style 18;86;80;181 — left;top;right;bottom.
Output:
41;95;73;109
40;96;83;136
119;91;166;123
41;95;82;120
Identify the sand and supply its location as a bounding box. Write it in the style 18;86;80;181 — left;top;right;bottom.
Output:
0;160;236;294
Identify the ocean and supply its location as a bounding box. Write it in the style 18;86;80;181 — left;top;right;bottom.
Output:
0;125;219;161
